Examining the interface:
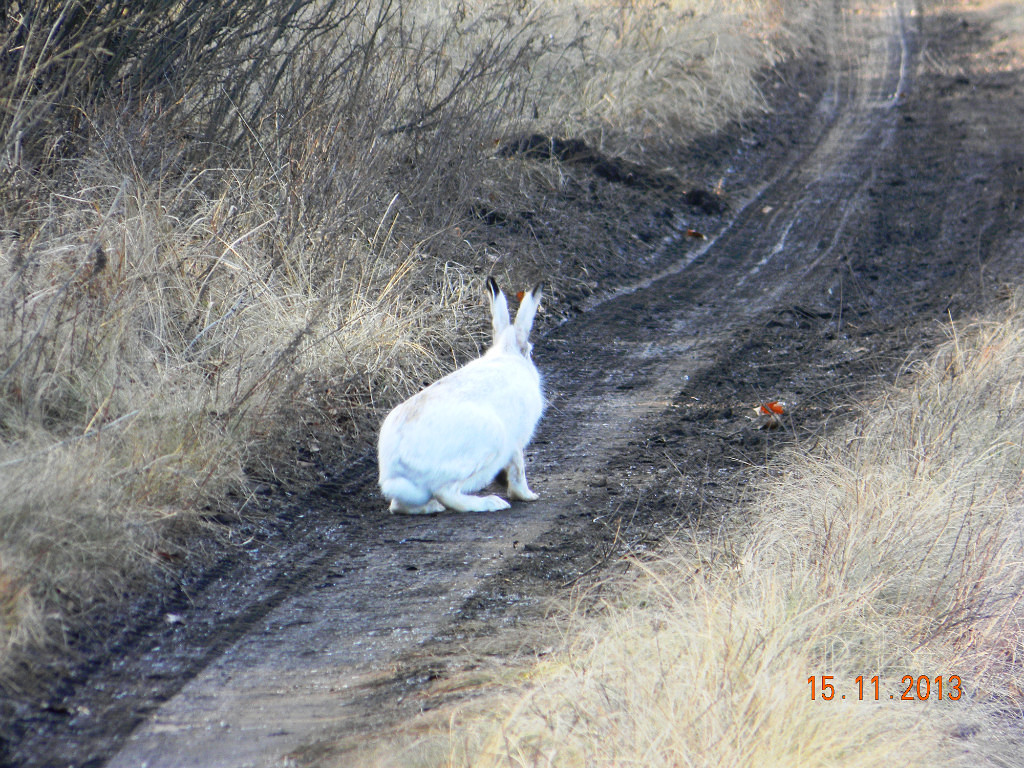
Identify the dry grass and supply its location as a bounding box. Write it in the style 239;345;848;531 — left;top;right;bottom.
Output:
0;151;483;672
359;296;1024;767
525;0;811;155
0;0;807;681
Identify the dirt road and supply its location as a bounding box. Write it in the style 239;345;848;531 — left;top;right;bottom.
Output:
4;0;1024;764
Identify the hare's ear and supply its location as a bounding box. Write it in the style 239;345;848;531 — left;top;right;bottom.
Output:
514;282;543;353
486;277;510;342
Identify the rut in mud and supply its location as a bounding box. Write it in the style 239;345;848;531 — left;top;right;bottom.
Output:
4;0;1024;765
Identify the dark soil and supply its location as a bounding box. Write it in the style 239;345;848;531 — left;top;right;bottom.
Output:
496;133;727;209
3;0;1024;765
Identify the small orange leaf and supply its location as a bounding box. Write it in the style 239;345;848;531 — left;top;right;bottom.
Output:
686;229;707;240
516;290;526;302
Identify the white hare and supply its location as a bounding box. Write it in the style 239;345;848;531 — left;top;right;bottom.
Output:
378;278;545;514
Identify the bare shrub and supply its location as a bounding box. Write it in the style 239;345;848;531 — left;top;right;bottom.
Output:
1;1;381;163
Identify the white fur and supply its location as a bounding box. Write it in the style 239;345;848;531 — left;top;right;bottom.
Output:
378;280;544;514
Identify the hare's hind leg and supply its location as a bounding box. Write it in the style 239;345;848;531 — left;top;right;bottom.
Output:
390;497;446;515
505;449;539;502
434;484;510;513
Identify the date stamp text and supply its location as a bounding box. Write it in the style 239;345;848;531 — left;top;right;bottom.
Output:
808;675;962;701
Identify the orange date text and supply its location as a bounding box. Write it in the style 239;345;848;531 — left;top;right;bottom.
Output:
807;675;962;701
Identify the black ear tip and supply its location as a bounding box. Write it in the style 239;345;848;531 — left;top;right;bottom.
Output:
486;276;499;297
533;281;544;296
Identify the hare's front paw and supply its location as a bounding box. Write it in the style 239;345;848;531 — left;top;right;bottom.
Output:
509;487;539;502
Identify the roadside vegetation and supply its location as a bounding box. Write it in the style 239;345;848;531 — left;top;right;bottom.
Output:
359;292;1024;767
0;1;806;683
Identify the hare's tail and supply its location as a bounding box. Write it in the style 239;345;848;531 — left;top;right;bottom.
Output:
380;476;432;508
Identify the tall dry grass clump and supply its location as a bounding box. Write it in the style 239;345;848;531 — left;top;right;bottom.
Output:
0;148;485;676
526;0;808;153
369;297;1024;767
0;0;809;679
